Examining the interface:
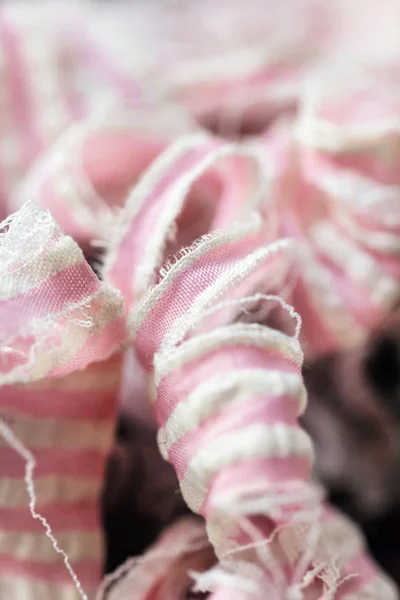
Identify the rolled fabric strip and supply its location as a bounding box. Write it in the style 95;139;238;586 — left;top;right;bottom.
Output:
254;122;364;356
102;133;267;426
102;133;266;311
296;62;400;352
129;223;397;599
254;66;400;356
0;203;126;600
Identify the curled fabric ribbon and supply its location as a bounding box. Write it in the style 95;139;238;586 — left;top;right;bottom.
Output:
125;219;396;599
0;203;126;599
102;133;266;310
250;63;400;357
102;133;397;597
10;102;197;252
294;62;400;355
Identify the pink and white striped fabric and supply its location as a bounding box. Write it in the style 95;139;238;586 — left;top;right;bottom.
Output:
102;134;266;311
251;63;400;357
12;102;197;252
296;62;400;352
125;219;397;599
0;203;126;599
98;517;216;600
0;1;399;600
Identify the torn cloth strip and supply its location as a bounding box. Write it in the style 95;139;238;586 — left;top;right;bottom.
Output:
129;220;397;599
95;122;399;597
102;133;265;312
97;517;216;600
289;62;400;356
252;65;400;358
0;203;126;600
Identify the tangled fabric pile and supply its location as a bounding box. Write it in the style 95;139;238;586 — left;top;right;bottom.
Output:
1;1;400;599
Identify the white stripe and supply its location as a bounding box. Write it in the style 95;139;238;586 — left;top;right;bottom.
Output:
307;159;400;220
155;323;303;384
0;203;59;284
180;423;313;512
0;415;113;451
297;97;400;152
311;222;398;306
0;530;101;562
210;480;322;523
338;211;400;254
0;575;97;600
0;476;101;508
159;369;306;455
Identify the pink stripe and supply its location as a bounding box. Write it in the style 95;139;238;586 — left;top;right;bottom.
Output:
322;148;399;187
0;554;101;587
84;135;164;199
0;447;106;479
53;28;84;123
0;501;100;532
202;457;312;515
156;347;298;424
169;394;299;479
135;232;270;369
0;261;99;340
47;135;163;246
0;385;117;420
278;204;340;355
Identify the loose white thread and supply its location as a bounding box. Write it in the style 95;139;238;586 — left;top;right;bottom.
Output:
198;293;302;340
0;417;88;600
